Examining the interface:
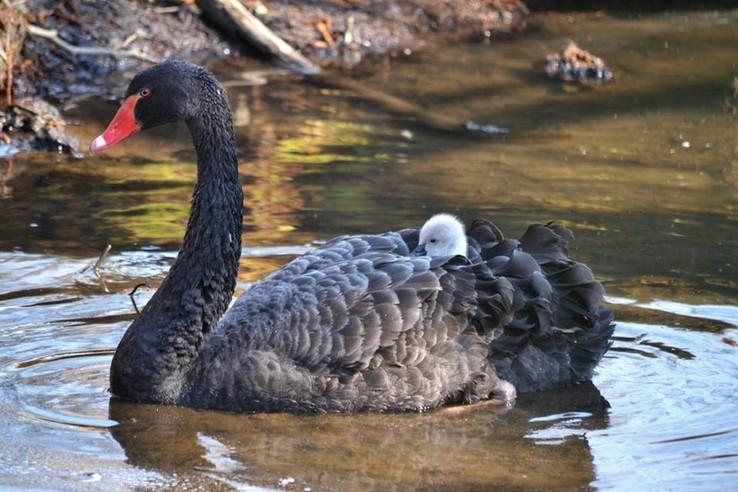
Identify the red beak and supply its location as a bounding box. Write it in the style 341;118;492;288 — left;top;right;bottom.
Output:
90;94;141;154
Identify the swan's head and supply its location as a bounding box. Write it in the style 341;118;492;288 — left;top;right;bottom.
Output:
90;61;221;154
412;214;467;258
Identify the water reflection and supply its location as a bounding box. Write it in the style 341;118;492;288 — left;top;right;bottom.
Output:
108;382;609;491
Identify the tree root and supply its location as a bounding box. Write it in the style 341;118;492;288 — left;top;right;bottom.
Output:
26;24;159;64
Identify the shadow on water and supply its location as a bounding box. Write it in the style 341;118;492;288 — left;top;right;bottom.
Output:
0;7;737;492
526;1;738;13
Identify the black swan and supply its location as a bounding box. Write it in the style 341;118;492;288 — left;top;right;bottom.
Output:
91;61;614;413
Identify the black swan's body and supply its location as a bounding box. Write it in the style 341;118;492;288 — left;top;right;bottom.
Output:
94;61;614;413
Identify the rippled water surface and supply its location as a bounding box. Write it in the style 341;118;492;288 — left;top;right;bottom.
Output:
1;9;737;491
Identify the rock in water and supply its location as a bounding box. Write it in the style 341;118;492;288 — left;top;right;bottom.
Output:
545;41;613;84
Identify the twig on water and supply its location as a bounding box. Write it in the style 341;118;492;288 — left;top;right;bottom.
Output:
91;243;112;292
93;243;112;273
129;282;148;315
26;24;160;63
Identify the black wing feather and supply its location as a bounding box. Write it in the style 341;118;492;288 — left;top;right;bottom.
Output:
202;221;612;412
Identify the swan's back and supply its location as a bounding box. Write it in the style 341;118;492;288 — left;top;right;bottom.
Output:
190;219;612;412
197;232;515;412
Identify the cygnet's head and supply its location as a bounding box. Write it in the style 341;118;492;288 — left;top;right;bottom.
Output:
412;214;467;257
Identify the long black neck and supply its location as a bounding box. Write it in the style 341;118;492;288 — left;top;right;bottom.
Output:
110;85;243;403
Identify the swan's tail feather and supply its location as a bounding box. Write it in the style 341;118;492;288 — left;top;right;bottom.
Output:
490;308;613;392
468;218;505;247
569;309;615;381
469;219;613;393
400;217;613;393
549;264;606;329
518;222;573;265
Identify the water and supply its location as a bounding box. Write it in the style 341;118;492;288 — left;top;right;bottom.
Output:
1;9;737;491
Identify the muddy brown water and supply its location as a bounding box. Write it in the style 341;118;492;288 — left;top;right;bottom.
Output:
1;9;738;491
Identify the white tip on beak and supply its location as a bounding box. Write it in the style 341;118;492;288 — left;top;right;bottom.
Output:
90;135;107;154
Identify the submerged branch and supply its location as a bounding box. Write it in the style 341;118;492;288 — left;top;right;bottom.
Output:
129;283;148;316
309;75;508;135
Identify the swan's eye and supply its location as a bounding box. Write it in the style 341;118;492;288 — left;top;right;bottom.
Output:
429;239;437;243
139;88;151;98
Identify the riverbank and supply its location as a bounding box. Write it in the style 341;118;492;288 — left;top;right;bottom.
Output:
0;0;528;155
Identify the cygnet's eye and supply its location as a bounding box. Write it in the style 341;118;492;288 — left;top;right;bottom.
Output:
429;238;437;243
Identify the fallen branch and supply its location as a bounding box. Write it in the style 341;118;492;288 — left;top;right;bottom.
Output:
26;24;159;64
309;75;508;135
195;0;319;75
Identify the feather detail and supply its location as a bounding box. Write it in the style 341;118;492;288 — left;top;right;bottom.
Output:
182;220;612;412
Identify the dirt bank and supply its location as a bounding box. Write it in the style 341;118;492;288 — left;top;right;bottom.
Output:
250;0;528;66
2;0;230;155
